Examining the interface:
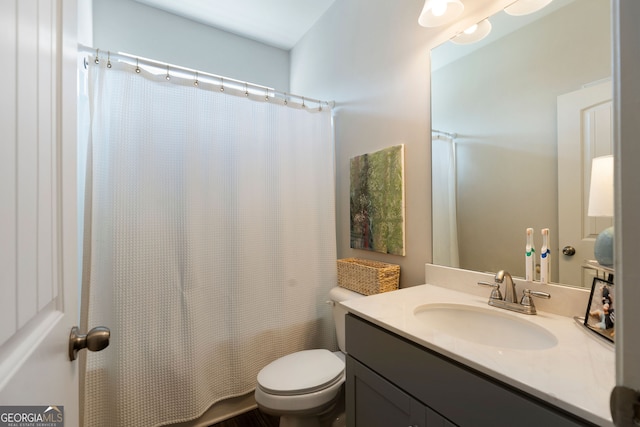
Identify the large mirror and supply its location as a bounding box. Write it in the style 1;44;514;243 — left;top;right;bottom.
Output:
431;0;611;288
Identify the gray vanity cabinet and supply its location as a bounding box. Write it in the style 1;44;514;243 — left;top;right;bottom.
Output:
345;314;595;427
347;355;455;427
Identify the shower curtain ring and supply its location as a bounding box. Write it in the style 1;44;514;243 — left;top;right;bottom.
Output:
107;51;112;68
220;78;225;92
194;71;199;87
244;82;249;97
135;58;141;74
94;48;100;64
166;65;171;81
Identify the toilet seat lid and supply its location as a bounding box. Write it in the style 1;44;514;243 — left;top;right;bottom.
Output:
257;349;344;396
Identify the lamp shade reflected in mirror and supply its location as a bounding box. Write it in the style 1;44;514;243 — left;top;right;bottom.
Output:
588;155;614;266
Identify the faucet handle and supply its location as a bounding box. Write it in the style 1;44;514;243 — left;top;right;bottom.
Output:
520;289;551;309
477;281;503;301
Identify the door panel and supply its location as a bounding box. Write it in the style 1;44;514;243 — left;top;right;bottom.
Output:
0;0;18;346
347;356;428;427
0;1;79;424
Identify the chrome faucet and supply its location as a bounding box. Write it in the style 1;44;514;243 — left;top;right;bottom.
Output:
477;270;550;315
495;270;517;303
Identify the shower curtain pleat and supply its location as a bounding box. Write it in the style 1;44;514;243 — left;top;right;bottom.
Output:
432;136;460;268
81;60;337;427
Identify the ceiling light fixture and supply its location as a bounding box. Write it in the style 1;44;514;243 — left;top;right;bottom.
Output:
451;19;492;45
418;0;464;28
504;0;554;16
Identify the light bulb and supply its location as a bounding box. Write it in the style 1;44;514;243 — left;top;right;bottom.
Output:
451;19;492;45
432;0;448;17
418;0;464;28
464;24;478;34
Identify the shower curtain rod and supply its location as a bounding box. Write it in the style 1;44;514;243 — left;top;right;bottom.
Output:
79;44;334;109
432;129;458;139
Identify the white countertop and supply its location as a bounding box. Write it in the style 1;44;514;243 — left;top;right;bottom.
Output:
340;284;615;426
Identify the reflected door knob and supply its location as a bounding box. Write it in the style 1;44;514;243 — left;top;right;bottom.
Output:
69;326;110;361
562;246;576;256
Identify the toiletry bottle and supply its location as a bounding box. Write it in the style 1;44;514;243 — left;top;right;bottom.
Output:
540;228;551;284
525;228;535;281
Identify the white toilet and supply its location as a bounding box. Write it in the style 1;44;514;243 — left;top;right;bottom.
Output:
254;286;363;427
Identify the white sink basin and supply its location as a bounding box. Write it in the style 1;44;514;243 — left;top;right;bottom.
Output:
413;303;558;350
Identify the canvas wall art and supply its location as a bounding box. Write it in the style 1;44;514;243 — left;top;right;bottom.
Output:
350;145;406;256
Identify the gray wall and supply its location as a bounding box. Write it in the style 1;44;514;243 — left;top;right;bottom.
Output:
290;0;433;287
431;0;610;280
92;0;290;90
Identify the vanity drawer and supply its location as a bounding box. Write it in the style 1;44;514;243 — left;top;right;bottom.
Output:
346;314;595;427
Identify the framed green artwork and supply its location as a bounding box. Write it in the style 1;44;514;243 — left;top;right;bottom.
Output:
350;145;406;256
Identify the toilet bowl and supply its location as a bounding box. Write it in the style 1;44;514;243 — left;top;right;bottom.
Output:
254;287;363;427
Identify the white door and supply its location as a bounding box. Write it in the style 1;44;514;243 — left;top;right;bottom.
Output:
557;80;613;287
613;0;640;419
0;1;84;424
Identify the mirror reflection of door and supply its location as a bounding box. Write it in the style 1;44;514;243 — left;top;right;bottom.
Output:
557;81;612;287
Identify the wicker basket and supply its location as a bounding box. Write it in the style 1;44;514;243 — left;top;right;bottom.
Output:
337;258;400;295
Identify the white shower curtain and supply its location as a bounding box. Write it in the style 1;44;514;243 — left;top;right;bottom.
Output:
432;135;460;268
81;59;337;427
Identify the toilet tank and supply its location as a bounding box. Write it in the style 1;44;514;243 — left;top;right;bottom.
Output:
329;286;364;353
